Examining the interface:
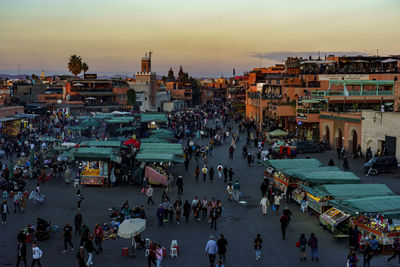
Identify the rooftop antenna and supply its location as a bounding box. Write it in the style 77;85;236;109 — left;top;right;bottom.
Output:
18;64;20;77
376;49;379;56
259;56;262;68
149;51;153;60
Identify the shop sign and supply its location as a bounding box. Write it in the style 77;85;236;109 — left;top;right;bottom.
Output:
84;73;97;79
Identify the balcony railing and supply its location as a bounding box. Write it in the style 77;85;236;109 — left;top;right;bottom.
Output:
297;108;321;114
312;90;394;97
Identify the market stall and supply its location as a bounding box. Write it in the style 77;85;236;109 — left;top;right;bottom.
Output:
330;196;400;254
72;147;119;186
140;113;167;129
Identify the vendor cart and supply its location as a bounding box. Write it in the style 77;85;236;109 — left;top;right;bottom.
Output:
319;207;350;239
29;191;46;205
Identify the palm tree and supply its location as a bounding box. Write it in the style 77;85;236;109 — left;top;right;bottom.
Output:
67;55;83;76
82;62;89;75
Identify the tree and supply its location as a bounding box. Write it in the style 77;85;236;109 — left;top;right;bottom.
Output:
82;62;89;75
67;55;83;76
167;68;174;80
161;76;167;83
127;89;136;106
190;77;201;105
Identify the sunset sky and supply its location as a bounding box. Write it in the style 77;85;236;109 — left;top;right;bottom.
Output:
1;0;399;77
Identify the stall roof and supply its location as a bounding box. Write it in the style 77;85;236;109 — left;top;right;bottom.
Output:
140;138;169;143
135;152;184;163
284;166;340;177
105;117;135;124
140;143;182;150
267;159;322;170
296;171;361;185
116;127;137;133
315;184;394;199
151;129;174;135
330;196;400;218
79;140;122;148
72;147;116;160
140;113;167;123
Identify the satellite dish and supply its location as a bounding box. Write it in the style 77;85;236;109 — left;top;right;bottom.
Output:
57;99;62;104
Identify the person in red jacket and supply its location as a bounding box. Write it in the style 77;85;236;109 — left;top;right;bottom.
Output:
94;224;103;254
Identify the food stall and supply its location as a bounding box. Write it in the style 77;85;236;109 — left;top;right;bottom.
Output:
331;196;400;254
72;147;119;186
266;159;323;191
135;143;184;186
140;113;167;129
289;171;361;214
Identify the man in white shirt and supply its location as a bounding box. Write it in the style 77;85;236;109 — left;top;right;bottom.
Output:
31;242;43;266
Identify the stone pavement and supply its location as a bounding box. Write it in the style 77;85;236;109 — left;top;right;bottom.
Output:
0;124;398;267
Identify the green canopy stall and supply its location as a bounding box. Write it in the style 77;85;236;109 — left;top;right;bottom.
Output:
140;113;167;123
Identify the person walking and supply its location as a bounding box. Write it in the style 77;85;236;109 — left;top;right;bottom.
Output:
210;207;218;230
76;246;85;267
80;222;90;246
194;165;200;182
308;233;319;261
209;167;214;183
233;180;241;202
205;235;218;267
260;195;269;215
387;234;400;264
62;222;74;253
74;210;83;235
363;243;372;267
155;243;163;267
85;236;95;266
343;156;350;171
254;233;262;261
223;166;228;183
94;223;103;254
1;199;9;224
217;164;223;179
147;185;155;205
184;157;189;171
16;240;27;267
228;168;235;182
176;176;184;196
274;193;282;215
183;200;191;223
217;234;228;261
202;165;208;182
31;242;43;267
76;189;83;209
298;233;307;261
280;213;289;240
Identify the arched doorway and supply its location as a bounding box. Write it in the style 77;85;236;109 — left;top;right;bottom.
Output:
352;130;358;153
338;128;343;148
325;126;330;142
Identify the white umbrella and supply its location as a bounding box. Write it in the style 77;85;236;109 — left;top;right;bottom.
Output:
61;142;77;148
73;83;84;86
85;97;96;100
117;218;146;256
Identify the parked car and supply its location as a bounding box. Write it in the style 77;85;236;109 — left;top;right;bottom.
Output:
292;141;322;154
364;156;398;175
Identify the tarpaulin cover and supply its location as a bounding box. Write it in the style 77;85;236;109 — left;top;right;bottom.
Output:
151;129;174;135
105;117;135;124
116;127;136;132
140;138;169;143
140;113;167;123
135;152;184;163
72;147;116;160
295;171;361;185
267;159;322;170
140;143;182;150
316;184;394;199
330;196;400;218
145;166;168;186
79;141;122;148
269;129;288;137
283;166;340;177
